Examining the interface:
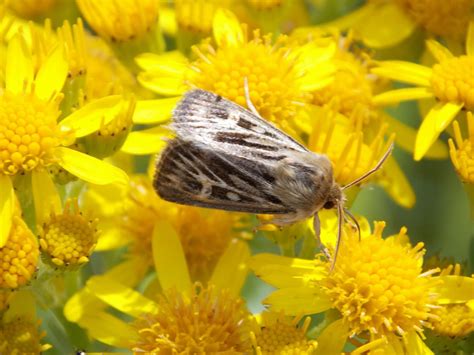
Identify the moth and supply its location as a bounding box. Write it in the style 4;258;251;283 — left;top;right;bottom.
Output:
153;87;392;268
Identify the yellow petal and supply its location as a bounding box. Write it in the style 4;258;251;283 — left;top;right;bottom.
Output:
316;319;349;355
210;239;250;296
121;126;172;155
87;276;158;318
372;61;432;87
249;253;326;288
152;220;191;293
405;330;433;355
0;176;14;247
31;170;61;226
354;2;416;48
95;223;129;251
414;102;463;160
372;87;434;106
213;9;243;47
6;34;33;94
55;147;129;185
426;40;454;63
466;21;474;56
4;290;36;322
59;95;123;138
435;275;474;304
137;73;187;96
78;311;136;349
159;6;177;36
133;97;180;124
376;156;415;209
264;287;332;315
383;113;448;159
35;46;68;100
135;51;188;74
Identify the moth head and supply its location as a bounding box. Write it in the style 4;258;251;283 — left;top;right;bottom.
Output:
323;183;344;210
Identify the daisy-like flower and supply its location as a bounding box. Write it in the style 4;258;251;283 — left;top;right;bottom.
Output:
64;219;251;353
76;0;164;69
135;8;334;143
0;290;51;353
318;0;473;48
249;215;471;352
0;33;129;246
85;175;242;282
372;21;474;160
38;198;99;269
249;311;318;354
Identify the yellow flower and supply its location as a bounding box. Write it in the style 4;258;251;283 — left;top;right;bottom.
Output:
372;21;474;160
317;0;473;48
85;175;241;282
0;290;51;353
0;32;129;246
449;113;474;184
249;311;318;354
64;218;251;352
38;198;99;269
249;217;471;352
0;215;39;289
135;8;334;139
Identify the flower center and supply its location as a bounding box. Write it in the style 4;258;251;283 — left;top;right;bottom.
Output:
251;314;317;353
189;32;308;133
0;92;63;176
0;216;39;289
323;222;438;337
76;0;160;42
133;283;251;353
175;0;218;34
430;304;474;338
431;56;474;110
38;200;98;268
0;318;50;354
7;0;56;19
246;0;285;10
394;0;472;39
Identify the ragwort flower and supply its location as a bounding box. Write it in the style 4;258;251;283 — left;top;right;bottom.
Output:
64;219;251;353
249;216;471;352
372;21;474;160
135;8;334;141
0;32;128;246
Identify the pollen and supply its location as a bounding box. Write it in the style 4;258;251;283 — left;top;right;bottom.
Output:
323;222;439;337
132;283;251;353
430;304;474;338
431;55;474;110
250;313;318;354
38;199;98;268
449;113;474;183
394;0;472;39
76;0;160;42
0;92;63;176
0;318;51;354
0;216;39;289
189;31;309;133
312;50;373;123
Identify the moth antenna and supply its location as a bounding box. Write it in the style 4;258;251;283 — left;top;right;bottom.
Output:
342;142;394;191
313;214;330;259
344;208;361;242
243;77;262;118
330;202;344;271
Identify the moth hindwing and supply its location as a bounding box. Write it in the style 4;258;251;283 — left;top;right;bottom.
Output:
154;89;335;225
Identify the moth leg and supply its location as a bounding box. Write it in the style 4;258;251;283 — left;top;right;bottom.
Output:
243;77;263;118
313;214;330;259
329;203;344;272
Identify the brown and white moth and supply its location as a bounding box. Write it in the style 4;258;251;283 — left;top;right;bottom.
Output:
153;88;392;268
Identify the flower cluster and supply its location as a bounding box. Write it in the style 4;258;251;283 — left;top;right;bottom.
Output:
0;1;473;354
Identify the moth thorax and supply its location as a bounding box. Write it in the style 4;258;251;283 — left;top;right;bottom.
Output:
323;184;343;210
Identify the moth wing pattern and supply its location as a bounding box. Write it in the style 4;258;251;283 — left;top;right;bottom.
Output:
154;139;295;214
171;89;309;162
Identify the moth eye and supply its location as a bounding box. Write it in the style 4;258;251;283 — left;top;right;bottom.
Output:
323;200;335;209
